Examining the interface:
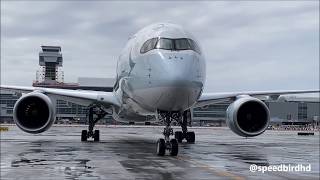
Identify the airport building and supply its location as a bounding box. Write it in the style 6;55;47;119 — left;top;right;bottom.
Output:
1;46;319;126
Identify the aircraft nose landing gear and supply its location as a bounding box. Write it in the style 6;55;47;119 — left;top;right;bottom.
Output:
81;105;107;142
156;138;178;156
156;111;179;156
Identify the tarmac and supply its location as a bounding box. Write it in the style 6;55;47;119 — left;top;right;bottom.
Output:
0;125;319;180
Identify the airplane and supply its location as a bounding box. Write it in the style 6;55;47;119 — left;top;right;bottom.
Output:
1;23;319;156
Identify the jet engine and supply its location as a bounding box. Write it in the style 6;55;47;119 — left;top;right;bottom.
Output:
226;96;270;137
13;92;55;134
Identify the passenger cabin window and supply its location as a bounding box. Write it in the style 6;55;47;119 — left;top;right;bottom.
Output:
140;37;201;54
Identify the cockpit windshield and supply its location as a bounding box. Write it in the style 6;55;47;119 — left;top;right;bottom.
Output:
156;38;173;50
174;39;190;50
140;37;201;54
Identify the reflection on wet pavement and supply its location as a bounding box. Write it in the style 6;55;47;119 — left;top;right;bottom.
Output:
1;126;319;180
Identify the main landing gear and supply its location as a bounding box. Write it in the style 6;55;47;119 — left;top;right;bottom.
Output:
81;105;107;142
174;110;195;143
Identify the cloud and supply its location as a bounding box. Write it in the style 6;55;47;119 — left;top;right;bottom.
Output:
1;1;319;93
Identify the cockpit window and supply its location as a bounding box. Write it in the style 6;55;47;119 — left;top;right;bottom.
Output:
140;38;158;54
188;39;201;54
175;39;190;50
140;37;201;54
156;38;173;50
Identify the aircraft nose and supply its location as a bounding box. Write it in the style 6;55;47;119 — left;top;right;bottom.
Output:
148;52;202;111
133;51;203;111
161;53;195;85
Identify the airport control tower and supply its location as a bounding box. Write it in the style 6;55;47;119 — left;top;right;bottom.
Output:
32;45;110;91
38;46;63;82
33;46;78;88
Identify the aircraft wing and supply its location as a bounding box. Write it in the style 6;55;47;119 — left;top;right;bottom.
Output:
0;85;120;107
195;89;319;107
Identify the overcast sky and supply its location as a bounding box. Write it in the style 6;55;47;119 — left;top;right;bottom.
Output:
1;1;319;94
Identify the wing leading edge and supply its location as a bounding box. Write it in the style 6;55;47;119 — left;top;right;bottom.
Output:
196;89;320;107
0;85;120;107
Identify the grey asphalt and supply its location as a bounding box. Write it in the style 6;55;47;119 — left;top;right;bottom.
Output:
0;125;319;180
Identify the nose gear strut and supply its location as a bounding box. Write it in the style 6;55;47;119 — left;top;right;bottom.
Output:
156;111;179;156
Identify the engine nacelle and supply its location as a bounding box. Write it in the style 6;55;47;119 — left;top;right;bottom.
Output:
226;96;270;137
13;92;55;134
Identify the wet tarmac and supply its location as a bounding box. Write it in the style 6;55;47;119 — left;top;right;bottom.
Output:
0;125;319;180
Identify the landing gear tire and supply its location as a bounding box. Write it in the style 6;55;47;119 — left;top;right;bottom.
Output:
93;130;100;142
174;131;183;143
170;139;178;156
186;131;195;143
156;138;166;156
81;130;87;141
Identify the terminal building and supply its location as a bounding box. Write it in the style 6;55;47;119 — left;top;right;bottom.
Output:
1;46;319;126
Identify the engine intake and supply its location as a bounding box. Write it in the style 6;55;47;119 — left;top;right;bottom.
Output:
226;96;270;137
13;92;55;134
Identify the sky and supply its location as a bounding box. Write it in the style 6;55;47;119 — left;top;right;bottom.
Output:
1;1;319;94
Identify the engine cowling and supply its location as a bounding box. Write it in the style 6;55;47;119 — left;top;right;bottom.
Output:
226;96;270;137
13;92;55;134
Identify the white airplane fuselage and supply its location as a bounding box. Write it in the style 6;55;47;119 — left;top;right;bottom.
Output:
112;23;206;121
